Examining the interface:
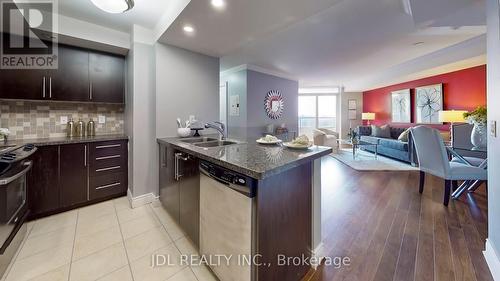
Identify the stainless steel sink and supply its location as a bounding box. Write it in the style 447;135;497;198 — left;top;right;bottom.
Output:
180;137;218;144
193;141;237;148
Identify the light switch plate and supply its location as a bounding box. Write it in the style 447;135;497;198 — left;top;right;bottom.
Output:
60;116;68;124
98;115;106;124
491;120;497;137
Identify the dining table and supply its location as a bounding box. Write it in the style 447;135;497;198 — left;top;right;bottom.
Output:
445;144;487;199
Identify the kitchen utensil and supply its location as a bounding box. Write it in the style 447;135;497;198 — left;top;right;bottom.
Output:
177;118;182;128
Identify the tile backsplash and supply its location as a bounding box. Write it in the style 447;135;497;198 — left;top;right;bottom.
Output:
0;100;125;140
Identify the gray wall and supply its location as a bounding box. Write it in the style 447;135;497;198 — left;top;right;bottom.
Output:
246;70;299;139
487;0;500;264
222;70;248;139
340;92;363;139
155;43;220;138
126;42;156;198
222;69;299;140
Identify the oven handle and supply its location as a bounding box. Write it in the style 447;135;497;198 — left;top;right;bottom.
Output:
0;161;33;186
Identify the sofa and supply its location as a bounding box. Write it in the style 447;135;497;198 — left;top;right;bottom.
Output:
356;125;416;164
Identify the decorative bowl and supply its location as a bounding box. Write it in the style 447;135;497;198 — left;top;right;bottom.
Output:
177;128;192;138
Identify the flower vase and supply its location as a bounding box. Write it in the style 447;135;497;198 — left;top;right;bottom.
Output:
471;124;487;149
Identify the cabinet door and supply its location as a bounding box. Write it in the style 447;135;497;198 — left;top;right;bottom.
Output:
60;144;88;208
48;45;89;101
179;156;200;247
28;146;60;217
0;68;46;100
89;52;125;103
159;145;180;222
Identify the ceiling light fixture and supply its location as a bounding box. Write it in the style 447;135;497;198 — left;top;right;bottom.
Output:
211;0;226;9
183;25;195;33
90;0;134;14
413;41;425;46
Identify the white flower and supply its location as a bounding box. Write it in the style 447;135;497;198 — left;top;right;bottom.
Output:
0;128;10;136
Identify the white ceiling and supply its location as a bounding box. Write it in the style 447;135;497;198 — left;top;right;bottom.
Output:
160;0;486;91
55;0;171;32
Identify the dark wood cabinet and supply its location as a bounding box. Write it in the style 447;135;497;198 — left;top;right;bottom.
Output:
89;52;125;103
59;144;88;208
0;68;46;100
28;140;128;219
48;46;89;101
0;43;125;104
28;146;60;217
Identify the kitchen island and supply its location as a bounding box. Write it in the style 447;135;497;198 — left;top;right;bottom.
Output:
157;137;332;281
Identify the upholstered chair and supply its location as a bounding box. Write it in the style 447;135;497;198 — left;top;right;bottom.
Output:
410;126;487;206
313;128;339;149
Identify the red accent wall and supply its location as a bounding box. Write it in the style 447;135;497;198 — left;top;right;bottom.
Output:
362;65;487;130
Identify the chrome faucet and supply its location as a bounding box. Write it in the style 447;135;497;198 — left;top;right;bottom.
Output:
205;122;226;140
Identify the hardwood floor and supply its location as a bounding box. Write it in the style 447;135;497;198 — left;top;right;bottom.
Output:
309;156;492;281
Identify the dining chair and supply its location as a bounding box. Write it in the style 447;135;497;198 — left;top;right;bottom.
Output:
410;126;487;206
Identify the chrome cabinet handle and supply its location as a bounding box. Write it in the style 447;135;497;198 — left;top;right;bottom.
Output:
84;145;87;167
42;77;46;98
96;144;121;149
96;166;121;172
96;155;120;160
174;153;188;180
96;182;120;190
49;77;52;98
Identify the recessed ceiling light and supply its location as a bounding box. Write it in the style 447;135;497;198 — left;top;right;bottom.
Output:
413;42;425;46
90;0;134;14
183;25;195;33
211;0;226;9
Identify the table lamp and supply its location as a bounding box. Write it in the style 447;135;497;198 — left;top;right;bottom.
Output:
362;112;375;125
438;110;467;145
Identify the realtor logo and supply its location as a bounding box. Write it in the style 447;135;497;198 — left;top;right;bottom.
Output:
1;0;58;69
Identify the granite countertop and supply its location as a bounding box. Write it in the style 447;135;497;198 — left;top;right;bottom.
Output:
157;136;332;179
2;134;129;147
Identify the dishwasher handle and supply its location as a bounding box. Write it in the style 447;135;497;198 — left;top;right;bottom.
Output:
200;165;256;198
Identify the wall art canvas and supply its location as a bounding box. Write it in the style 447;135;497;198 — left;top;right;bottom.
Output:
415;84;443;124
391;89;411;123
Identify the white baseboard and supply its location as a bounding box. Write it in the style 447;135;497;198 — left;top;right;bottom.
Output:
484;239;500;281
127;189;159;208
310;242;325;270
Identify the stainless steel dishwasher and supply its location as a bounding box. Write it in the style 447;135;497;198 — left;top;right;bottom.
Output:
199;161;257;281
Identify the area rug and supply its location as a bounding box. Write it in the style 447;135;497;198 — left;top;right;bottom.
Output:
330;148;418;171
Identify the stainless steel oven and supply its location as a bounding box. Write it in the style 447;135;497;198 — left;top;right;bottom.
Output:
0;144;36;278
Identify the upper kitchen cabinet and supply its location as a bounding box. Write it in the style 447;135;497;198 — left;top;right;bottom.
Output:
89;52;125;103
0;69;46;100
0;41;125;104
48;45;89;102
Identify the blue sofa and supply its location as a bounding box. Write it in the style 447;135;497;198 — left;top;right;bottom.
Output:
356;126;416;164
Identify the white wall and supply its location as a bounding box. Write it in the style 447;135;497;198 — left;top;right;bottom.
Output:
155;43;220;138
485;0;500;278
340;91;363;139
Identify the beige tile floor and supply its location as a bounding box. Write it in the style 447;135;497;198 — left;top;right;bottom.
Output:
2;197;218;281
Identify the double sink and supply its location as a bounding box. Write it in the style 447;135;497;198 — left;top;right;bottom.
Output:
180;137;237;148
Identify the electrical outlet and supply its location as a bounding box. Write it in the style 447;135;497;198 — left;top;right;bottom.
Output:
98;115;106;124
60;116;68;124
491;120;497;137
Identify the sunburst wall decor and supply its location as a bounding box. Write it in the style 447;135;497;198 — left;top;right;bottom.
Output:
264;90;284;119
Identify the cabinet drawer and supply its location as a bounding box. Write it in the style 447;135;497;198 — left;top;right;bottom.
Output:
91;140;127;158
89;172;127;200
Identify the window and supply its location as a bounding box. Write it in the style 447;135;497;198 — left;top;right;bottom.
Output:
298;94;337;139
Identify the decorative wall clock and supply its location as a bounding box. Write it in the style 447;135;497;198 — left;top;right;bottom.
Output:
264;90;284;119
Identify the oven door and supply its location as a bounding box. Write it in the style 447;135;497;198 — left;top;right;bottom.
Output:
0;161;31;253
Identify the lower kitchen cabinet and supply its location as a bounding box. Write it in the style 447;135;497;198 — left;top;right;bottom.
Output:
28;146;60;216
28;139;128;219
159;144;200;247
60;144;88;208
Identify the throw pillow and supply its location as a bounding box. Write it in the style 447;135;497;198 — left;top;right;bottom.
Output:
371;125;391;138
398;128;411;142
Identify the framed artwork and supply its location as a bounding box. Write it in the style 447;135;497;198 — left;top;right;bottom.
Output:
264;90;284;119
391;89;411;123
415;84;443;124
348;110;357;120
348;99;357;110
